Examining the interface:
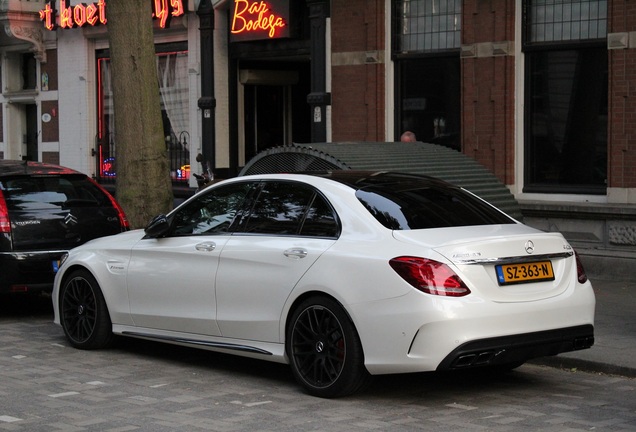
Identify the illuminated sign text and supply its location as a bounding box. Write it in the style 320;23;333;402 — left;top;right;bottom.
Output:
230;0;290;42
39;0;184;31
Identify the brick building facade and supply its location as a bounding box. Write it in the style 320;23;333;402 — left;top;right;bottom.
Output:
0;0;634;275
608;0;636;192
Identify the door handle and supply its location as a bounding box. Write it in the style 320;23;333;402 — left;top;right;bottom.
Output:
195;242;216;252
284;248;308;259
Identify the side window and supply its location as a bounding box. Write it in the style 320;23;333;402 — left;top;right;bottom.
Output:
171;182;251;235
300;193;339;238
242;181;339;237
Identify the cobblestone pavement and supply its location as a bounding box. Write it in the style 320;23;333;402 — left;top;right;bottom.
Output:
1;294;634;432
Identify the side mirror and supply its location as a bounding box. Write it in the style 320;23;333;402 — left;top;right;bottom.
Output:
144;214;170;238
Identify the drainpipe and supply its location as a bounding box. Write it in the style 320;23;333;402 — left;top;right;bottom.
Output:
306;0;330;143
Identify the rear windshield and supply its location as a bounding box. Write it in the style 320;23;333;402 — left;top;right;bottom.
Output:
356;185;515;230
0;175;111;211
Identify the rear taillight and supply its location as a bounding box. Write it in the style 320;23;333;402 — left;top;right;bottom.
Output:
389;256;471;297
574;251;588;284
0;189;11;234
88;178;130;230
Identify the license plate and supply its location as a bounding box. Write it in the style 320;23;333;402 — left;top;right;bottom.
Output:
495;261;555;285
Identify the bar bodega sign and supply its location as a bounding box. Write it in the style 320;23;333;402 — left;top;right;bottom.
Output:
230;0;290;42
39;0;184;31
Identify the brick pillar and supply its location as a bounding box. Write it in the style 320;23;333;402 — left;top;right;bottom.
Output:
461;0;516;185
330;0;385;141
608;0;636;189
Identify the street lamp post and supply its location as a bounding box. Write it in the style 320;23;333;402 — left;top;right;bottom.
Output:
197;0;216;177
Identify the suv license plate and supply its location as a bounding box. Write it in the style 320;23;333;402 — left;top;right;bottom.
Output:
495;261;555;285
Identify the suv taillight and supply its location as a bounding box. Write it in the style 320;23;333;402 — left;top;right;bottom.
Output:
88;178;130;230
389;256;471;297
575;251;588;284
0;189;11;234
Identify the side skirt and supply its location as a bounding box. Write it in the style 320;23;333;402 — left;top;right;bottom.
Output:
122;331;274;356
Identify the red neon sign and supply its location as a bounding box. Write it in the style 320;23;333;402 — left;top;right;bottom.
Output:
230;0;290;42
39;0;184;31
153;0;184;29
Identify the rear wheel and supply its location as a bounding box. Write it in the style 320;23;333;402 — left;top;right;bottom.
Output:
59;269;113;350
286;296;368;398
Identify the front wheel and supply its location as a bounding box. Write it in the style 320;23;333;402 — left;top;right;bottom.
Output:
59;269;113;350
286;296;368;398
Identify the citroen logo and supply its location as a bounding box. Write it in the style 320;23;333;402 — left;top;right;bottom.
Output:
525;240;535;254
64;213;78;226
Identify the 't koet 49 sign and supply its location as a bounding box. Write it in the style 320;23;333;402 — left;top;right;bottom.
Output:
230;0;290;42
39;0;184;31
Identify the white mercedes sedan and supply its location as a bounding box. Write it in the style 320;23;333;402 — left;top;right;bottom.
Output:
52;171;595;398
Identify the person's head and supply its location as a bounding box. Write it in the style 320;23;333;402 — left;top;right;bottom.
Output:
400;131;416;142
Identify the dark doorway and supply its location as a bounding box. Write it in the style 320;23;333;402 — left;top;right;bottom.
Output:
25;104;38;161
240;62;311;164
244;84;285;161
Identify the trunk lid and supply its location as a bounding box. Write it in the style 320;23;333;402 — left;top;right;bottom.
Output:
393;224;577;302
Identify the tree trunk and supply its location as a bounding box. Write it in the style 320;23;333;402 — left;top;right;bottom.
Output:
107;0;173;229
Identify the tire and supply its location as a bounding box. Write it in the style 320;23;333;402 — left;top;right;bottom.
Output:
286;296;369;398
59;269;113;350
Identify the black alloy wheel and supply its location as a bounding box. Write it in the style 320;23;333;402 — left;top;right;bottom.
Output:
60;269;113;350
287;296;368;398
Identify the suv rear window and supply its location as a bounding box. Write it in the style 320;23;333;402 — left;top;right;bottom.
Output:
356;185;515;230
1;175;110;210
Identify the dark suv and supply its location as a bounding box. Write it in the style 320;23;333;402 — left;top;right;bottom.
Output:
0;160;129;293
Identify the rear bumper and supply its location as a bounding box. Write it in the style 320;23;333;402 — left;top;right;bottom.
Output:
0;250;67;293
352;280;595;375
436;324;594;370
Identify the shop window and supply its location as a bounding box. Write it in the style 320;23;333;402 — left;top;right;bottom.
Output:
392;0;461;148
523;0;607;194
96;48;190;184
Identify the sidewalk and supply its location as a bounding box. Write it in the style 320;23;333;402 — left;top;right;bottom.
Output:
531;276;636;378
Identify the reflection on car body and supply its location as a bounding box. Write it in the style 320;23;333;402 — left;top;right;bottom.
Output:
0;160;129;293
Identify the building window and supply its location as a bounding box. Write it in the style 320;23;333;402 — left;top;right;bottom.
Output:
397;58;460;149
96;45;190;184
392;0;461;148
393;0;461;53
523;0;607;194
527;0;607;43
21;53;38;90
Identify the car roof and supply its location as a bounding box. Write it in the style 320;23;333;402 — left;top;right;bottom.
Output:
0;160;82;177
299;170;458;192
235;171;459;193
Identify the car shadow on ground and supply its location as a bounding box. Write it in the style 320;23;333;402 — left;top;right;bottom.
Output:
111;334;543;400
1;293;549;400
0;292;54;319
